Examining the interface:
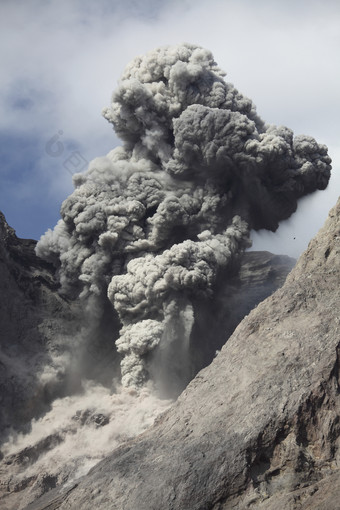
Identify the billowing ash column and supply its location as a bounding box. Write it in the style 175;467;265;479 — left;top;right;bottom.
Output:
36;43;331;394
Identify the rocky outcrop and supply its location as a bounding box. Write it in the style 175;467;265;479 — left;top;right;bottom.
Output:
160;249;296;397
28;197;340;510
0;212;77;437
0;212;121;441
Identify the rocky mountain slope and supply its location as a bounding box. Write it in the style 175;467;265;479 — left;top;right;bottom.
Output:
0;212;295;510
25;197;340;510
0;212;80;437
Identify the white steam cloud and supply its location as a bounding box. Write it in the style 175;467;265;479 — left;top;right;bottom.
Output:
36;43;331;391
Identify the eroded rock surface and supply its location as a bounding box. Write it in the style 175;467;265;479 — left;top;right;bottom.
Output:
29;197;340;510
0;211;122;443
0;212;79;437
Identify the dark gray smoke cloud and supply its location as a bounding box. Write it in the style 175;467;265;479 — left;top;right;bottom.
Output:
36;43;331;391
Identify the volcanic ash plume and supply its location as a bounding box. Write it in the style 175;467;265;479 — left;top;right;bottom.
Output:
36;43;331;392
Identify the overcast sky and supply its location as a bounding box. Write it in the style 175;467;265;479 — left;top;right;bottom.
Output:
0;0;339;257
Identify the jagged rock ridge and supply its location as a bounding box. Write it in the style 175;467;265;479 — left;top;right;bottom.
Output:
26;197;340;510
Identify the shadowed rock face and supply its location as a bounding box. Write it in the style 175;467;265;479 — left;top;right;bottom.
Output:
26;197;340;510
0;212;118;440
0;212;70;436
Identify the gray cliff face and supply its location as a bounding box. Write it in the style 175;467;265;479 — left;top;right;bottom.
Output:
29;197;340;510
0;212;295;510
0;212;78;436
0;212;121;442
